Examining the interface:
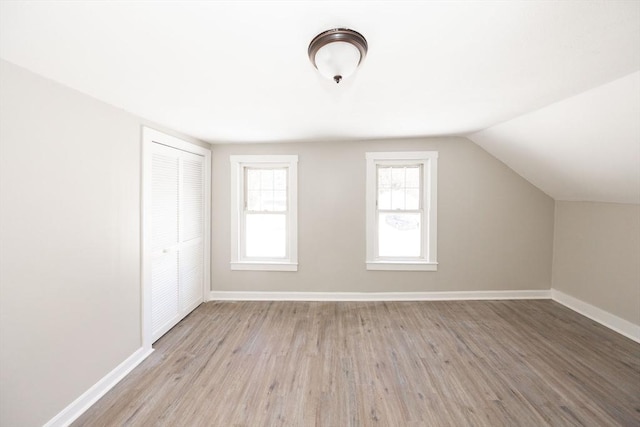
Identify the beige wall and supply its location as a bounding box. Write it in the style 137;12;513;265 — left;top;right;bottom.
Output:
0;60;207;426
552;201;640;325
211;138;555;293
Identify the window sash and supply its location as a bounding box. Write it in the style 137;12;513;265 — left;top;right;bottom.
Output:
243;212;288;260
376;211;424;259
376;164;423;211
244;167;288;213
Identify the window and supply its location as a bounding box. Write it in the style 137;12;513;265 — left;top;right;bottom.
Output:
230;155;298;271
366;151;438;271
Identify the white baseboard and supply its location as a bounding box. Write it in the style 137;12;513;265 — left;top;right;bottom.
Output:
44;347;154;427
209;290;551;302
551;289;640;343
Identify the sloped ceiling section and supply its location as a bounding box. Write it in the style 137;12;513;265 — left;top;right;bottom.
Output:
470;72;640;204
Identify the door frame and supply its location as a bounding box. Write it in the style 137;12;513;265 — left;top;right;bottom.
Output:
141;126;211;351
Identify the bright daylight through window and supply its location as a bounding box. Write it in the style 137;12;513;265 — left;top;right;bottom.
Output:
230;155;298;271
366;152;438;271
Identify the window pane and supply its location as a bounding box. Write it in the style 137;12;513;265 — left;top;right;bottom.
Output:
245;213;286;258
260;169;274;190
391;189;405;210
273;190;287;211
391;167;405;188
378;213;421;257
405;189;420;210
262;191;275;211
378;188;391;210
273;169;287;190
247;190;261;211
247;169;261;190
405;166;420;188
378;167;391;188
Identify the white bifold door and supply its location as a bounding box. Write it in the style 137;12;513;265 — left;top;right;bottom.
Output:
150;142;206;342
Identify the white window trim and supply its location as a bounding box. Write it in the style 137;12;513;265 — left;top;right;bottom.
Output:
230;155;298;271
365;151;438;271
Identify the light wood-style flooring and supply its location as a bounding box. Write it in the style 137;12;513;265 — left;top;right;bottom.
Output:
73;300;640;426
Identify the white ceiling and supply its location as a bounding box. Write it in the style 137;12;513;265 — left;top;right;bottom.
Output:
1;1;639;202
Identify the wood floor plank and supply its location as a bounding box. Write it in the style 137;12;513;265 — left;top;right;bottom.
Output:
72;300;640;427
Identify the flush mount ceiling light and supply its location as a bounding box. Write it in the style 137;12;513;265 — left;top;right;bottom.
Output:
308;28;368;84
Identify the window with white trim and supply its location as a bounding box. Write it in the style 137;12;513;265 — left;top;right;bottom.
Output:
230;155;298;271
366;151;438;271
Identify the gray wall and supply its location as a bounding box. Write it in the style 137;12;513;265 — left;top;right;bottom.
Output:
211;138;555;293
552;201;640;325
0;60;207;426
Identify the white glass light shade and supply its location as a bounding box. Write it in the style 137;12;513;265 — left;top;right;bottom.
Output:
314;41;361;82
308;28;368;84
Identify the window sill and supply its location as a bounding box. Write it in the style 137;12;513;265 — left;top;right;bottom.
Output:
230;262;298;272
366;261;438;271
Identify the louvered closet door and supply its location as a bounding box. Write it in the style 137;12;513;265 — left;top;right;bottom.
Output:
151;143;205;342
179;152;205;314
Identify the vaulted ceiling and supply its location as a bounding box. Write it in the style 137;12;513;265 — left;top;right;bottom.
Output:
1;1;638;203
